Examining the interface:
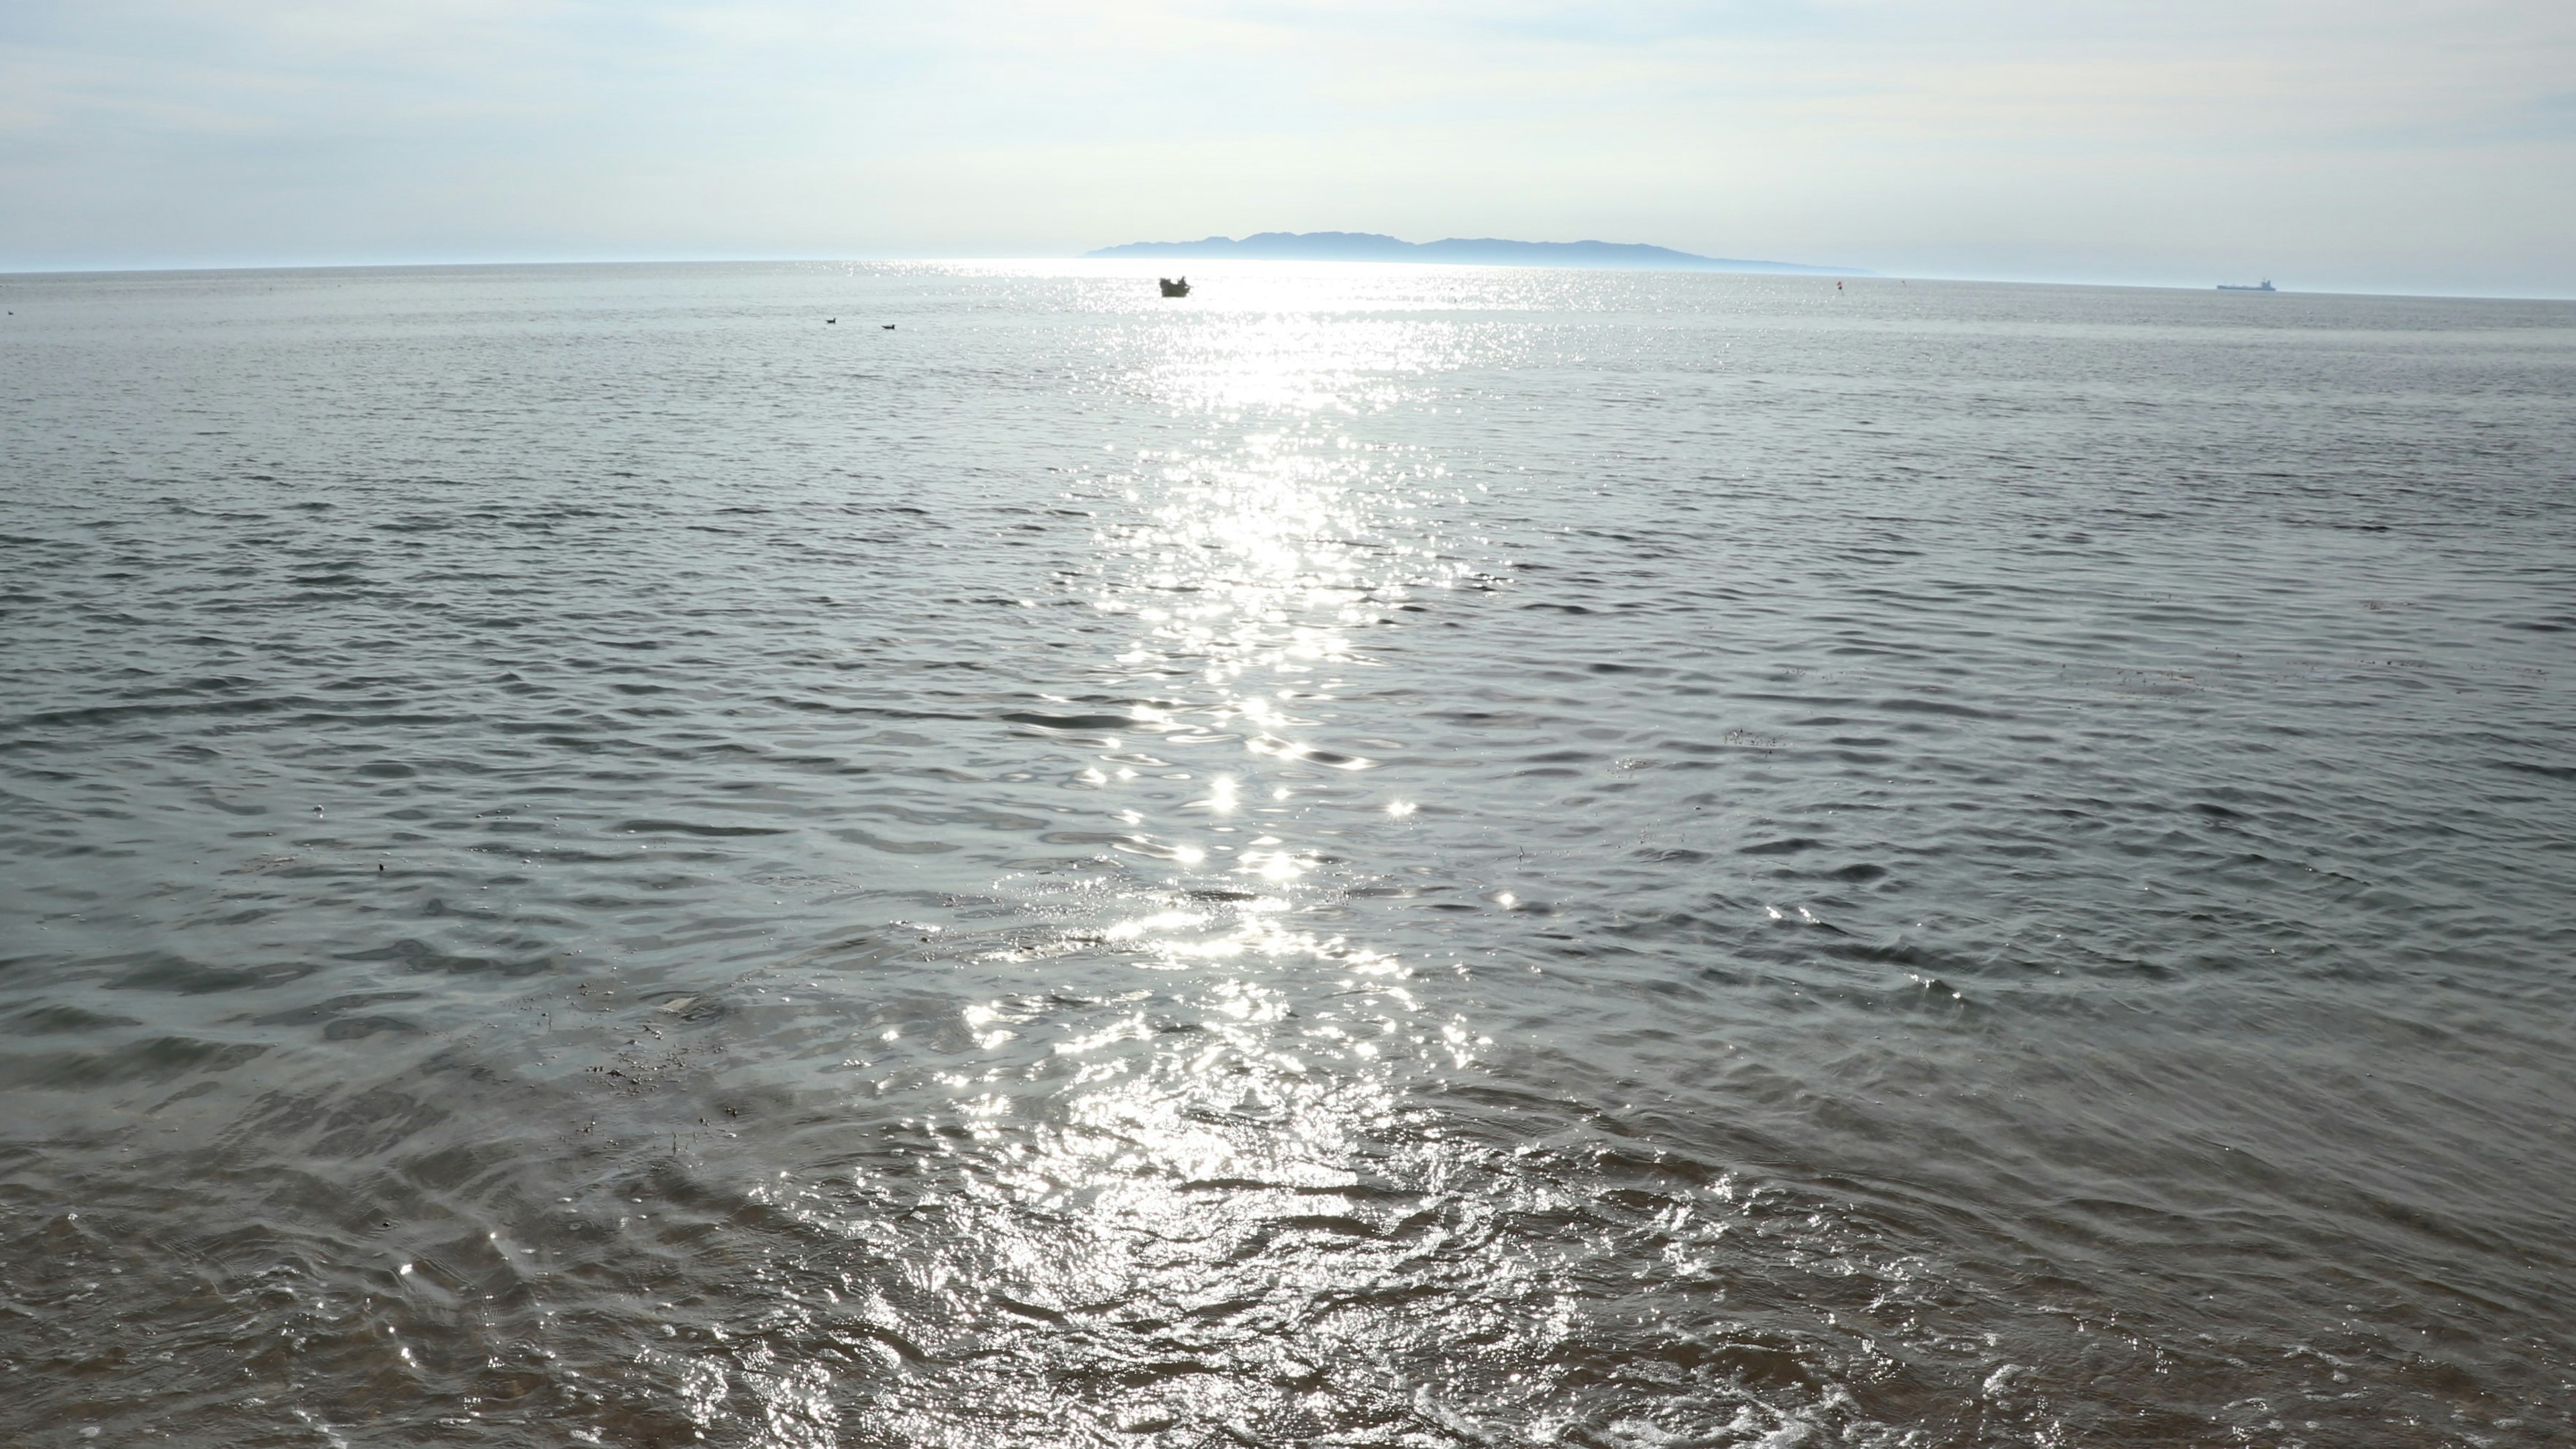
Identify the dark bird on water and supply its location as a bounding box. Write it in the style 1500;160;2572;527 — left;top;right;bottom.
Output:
826;317;836;323
883;323;896;330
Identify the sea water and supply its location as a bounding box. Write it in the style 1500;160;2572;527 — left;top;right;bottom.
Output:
2;262;2572;1447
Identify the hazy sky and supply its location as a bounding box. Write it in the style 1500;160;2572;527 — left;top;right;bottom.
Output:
3;1;2571;292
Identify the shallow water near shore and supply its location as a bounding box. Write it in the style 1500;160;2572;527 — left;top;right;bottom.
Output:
3;260;2573;1448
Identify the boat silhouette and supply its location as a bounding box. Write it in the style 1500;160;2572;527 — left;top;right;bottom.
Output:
1159;276;1190;298
2218;279;2276;292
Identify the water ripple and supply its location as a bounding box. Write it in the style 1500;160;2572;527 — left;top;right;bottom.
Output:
1;262;2571;1446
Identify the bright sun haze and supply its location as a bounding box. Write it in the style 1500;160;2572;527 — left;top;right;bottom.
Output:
1;0;2571;293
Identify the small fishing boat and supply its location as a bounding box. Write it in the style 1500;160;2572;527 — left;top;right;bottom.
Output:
1159;277;1190;298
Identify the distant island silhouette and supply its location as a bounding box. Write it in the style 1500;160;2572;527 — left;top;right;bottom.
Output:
1085;231;1866;276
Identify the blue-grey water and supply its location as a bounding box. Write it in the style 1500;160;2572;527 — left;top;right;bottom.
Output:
2;262;2572;1448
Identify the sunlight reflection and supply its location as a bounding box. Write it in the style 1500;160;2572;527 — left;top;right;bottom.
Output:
780;272;1532;1446
1029;282;1499;1010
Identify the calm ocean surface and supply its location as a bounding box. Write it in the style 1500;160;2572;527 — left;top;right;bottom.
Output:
2;262;2572;1448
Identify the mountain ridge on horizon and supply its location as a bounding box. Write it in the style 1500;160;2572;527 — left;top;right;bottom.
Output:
1084;231;1867;276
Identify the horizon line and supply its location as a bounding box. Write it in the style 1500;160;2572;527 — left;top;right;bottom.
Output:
1;256;2570;303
